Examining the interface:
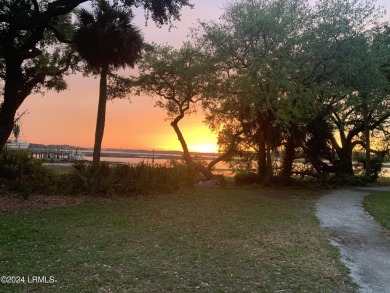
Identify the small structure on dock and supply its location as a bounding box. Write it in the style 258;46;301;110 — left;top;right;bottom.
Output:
29;146;85;162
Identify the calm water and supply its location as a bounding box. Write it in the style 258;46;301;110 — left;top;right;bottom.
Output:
95;155;230;171
91;152;390;178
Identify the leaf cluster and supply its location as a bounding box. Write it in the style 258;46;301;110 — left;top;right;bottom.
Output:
73;0;143;71
135;42;215;119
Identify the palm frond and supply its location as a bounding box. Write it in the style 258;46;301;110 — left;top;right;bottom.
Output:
73;0;144;70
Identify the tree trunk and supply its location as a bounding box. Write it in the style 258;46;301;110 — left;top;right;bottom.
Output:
257;132;267;180
266;143;273;179
92;65;109;167
334;146;354;175
282;135;295;179
363;101;371;178
0;58;25;152
170;118;213;180
0;98;20;152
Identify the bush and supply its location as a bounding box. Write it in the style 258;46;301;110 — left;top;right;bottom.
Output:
354;152;386;181
327;174;371;186
234;171;259;185
0;150;55;194
64;161;197;197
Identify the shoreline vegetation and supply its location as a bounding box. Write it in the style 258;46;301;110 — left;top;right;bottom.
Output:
27;144;390;174
1;148;389;199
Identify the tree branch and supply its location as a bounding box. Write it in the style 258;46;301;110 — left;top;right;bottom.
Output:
21;47;43;59
207;129;244;170
347;112;390;141
50;49;75;76
47;25;72;44
31;0;40;13
353;140;390;155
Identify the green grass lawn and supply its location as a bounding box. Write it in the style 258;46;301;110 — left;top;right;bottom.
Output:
364;191;390;230
0;188;355;292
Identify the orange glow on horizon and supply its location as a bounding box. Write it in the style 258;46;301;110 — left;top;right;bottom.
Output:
183;125;219;153
22;84;219;152
188;144;219;153
153;124;219;153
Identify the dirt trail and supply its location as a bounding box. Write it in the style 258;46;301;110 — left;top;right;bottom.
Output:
315;187;390;293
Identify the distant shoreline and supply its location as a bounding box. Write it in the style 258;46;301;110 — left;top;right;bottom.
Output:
28;144;220;161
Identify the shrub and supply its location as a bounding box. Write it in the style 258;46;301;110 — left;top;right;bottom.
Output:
164;159;199;187
354;152;386;181
328;174;371;186
64;161;197;197
0;150;55;194
234;171;259;185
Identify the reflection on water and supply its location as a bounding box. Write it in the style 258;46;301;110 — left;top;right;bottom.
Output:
98;156;229;170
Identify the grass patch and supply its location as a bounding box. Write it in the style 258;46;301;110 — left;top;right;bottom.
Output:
0;188;355;292
363;191;390;229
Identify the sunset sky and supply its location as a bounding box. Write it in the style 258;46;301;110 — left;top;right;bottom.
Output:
19;0;390;152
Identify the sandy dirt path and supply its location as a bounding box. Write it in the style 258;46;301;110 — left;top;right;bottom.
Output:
315;187;390;293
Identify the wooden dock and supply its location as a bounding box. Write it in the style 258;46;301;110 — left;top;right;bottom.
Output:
29;146;84;162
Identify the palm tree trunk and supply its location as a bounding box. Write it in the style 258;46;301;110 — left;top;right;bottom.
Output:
92;65;109;167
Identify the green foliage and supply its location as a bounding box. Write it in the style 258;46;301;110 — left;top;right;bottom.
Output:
0;1;76;94
121;0;193;26
327;174;371;186
64;161;196;196
354;152;386;181
0;154;197;197
198;0;390;180
0;151;55;194
164;159;199;186
234;171;259;185
135;42;214;118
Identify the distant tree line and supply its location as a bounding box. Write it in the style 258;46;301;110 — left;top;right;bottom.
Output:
1;0;389;183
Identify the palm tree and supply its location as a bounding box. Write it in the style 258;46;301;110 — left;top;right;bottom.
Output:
73;0;143;167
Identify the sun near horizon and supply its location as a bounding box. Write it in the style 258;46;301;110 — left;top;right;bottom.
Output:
118;121;220;153
152;123;219;153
